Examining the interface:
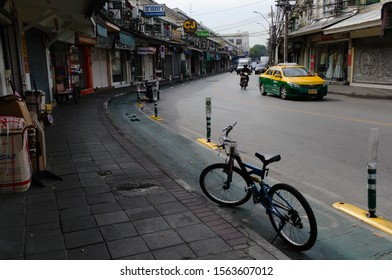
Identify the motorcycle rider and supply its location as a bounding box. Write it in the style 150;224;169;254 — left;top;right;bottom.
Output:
240;64;251;86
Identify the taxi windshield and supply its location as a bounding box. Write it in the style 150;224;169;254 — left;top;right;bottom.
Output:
283;67;314;77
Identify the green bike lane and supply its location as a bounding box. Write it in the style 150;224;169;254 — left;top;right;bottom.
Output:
106;91;392;260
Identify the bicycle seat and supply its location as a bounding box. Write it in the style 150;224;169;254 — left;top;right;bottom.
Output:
255;152;281;167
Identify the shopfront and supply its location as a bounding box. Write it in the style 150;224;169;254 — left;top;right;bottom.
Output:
111;32;135;86
352;36;392;85
315;39;349;81
137;46;156;81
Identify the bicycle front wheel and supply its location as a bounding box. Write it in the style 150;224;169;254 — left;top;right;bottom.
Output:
199;163;252;207
268;183;317;251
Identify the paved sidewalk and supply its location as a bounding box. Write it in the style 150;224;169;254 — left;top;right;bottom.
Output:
0;87;288;260
328;84;392;99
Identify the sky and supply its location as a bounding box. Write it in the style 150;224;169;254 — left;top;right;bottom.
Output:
156;0;276;47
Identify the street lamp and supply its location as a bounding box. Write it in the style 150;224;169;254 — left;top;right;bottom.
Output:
253;11;274;63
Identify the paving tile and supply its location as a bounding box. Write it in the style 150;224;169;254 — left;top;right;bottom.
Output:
86;192;116;205
145;192;177;205
64;228;103;249
25;222;61;234
189;237;232;257
82;185;111;196
152;244;196;260
154;201;188;216
90;202;122;214
25;234;65;256
26;250;67;260
27;200;58;213
118;252;155;260
107;236;149;259
0;227;25;259
100;222;138;242
68;243;111;260
61;215;97;233
176;224;217;243
94;211;129;226
164;211;201;228
117;197;151;210
56;188;85;200
59;205;91;220
125;206;160;221
133;217;171;234
57;196;88;210
142;229;184;250
26;210;59;226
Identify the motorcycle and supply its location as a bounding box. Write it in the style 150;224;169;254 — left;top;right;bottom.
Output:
240;72;249;89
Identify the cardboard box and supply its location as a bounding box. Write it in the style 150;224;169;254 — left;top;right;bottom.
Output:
0;95;33;127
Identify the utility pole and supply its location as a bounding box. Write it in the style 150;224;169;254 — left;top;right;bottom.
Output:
277;0;294;63
271;6;276;64
284;10;288;62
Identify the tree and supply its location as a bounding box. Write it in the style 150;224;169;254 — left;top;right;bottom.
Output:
249;44;267;61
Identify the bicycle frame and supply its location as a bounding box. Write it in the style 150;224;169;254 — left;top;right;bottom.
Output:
224;142;290;220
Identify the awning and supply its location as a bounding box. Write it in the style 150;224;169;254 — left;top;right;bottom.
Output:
324;9;381;34
289;14;354;37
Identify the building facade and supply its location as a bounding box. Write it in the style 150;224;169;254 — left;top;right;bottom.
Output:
287;0;392;88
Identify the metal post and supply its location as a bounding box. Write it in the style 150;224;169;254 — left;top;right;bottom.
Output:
205;97;212;142
367;128;380;218
154;102;158;118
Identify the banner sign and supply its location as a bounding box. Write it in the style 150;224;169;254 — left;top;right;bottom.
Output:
143;5;165;17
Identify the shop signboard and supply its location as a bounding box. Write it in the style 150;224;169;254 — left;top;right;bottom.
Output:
137;47;157;55
143;5;165;17
196;30;209;37
184;19;197;34
119;32;135;47
97;23;108;38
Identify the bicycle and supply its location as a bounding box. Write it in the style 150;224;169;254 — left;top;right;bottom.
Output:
199;123;317;251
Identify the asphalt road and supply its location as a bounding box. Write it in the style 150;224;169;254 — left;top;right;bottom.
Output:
107;73;392;260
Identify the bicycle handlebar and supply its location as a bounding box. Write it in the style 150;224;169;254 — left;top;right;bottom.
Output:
223;122;237;137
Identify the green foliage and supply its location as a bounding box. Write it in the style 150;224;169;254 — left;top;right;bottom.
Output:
249;44;267;61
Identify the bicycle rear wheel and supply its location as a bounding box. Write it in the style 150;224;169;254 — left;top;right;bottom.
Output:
268;183;317;251
199;163;252;207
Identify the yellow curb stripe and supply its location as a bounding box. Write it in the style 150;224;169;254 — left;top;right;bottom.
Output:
197;138;220;150
150;116;162;121
333;202;392;236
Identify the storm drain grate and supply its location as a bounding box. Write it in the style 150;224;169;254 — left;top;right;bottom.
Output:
114;182;156;191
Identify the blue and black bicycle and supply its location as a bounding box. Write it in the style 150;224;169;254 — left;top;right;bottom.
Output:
199;123;317;251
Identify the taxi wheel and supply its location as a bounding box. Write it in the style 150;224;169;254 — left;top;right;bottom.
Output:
259;83;267;96
280;86;288;100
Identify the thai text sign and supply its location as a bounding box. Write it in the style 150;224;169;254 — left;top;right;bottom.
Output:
143;5;165;17
196;30;209;37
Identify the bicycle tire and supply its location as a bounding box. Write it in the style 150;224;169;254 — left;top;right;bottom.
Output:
267;183;317;251
199;163;252;207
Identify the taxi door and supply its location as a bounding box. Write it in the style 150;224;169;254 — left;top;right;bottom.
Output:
271;69;282;95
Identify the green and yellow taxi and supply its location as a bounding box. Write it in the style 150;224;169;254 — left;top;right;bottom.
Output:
258;63;328;100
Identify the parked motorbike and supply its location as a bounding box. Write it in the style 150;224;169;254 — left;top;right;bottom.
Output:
240;72;249;89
